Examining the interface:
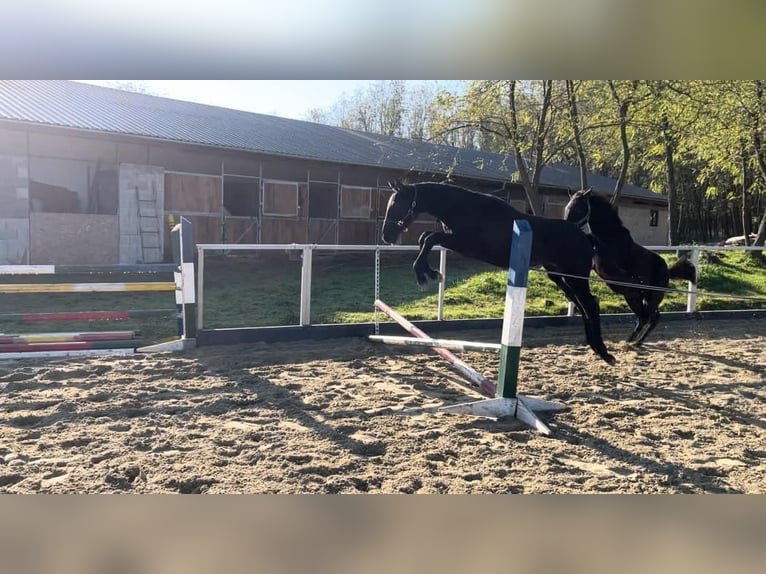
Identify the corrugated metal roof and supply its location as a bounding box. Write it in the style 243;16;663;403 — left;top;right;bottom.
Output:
0;80;662;202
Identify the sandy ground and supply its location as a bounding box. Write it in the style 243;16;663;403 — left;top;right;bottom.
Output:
0;318;764;493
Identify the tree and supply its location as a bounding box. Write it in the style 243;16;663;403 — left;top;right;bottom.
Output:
565;80;588;189
429;80;568;215
747;80;766;251
305;81;440;140
304;80;766;247
679;81;765;248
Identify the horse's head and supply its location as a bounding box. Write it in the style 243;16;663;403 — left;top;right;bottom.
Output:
381;180;417;244
564;188;592;229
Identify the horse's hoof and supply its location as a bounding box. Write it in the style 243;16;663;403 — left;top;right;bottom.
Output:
603;353;617;366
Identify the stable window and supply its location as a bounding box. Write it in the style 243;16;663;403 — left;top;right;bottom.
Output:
223;176;259;216
308;182;338;219
29;157;118;215
341;185;372;219
650;209;659;227
263;180;299;216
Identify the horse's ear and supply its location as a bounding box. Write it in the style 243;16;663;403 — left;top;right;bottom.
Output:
567;188;573;198
583;187;593;196
389;179;403;193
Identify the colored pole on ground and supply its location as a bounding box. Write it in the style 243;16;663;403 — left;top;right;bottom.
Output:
0;309;174;323
0;340;141;353
0;264;177;275
0;282;175;294
0;330;140;344
495;220;533;399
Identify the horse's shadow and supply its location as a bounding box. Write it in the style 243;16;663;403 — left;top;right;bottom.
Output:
551;421;745;493
638;341;764;375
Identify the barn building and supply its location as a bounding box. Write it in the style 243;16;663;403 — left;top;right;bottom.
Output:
0;80;668;265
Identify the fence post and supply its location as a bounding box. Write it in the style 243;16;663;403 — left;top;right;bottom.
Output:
374;248;380;335
686;247;699;313
196;245;204;332
437;248;447;321
300;246;313;326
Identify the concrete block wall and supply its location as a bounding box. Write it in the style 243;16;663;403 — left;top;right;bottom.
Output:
30;212;118;264
620;205;668;246
0;154;29;263
0;218;29;264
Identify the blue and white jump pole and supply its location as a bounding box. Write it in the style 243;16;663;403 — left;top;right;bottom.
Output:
437;220;565;434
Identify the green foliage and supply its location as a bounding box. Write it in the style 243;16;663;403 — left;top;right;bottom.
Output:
695;250;766;310
310;80;766;245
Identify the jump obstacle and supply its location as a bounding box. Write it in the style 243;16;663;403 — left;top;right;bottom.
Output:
0;217;196;359
371;220;565;436
367;334;501;354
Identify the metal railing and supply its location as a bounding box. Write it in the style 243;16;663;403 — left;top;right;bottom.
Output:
195;243;764;330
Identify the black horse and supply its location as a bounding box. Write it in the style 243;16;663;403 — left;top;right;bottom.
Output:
381;180;616;365
564;188;697;345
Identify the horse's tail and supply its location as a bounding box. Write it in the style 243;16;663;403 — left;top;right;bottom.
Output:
668;255;697;284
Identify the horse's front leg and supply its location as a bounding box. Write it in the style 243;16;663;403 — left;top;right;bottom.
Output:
413;231;455;287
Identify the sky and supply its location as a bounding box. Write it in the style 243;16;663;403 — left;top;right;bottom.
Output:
76;80;389;120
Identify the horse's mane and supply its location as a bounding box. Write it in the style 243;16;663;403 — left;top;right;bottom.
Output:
413;181;513;206
587;193;633;242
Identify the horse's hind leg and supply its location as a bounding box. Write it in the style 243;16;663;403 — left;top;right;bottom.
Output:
623;290;648;344
633;289;665;345
633;309;660;346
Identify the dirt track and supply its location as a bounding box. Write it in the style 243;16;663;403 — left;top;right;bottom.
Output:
0;318;764;493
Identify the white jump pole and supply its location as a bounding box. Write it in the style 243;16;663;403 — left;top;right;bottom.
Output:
373;300;496;398
368;335;500;353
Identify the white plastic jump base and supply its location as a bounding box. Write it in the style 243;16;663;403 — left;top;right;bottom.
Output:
438;396;566;436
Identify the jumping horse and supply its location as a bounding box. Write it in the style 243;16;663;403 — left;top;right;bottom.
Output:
564;188;697;345
381;180;617;365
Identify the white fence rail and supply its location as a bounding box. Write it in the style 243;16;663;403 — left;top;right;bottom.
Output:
196;243;764;330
